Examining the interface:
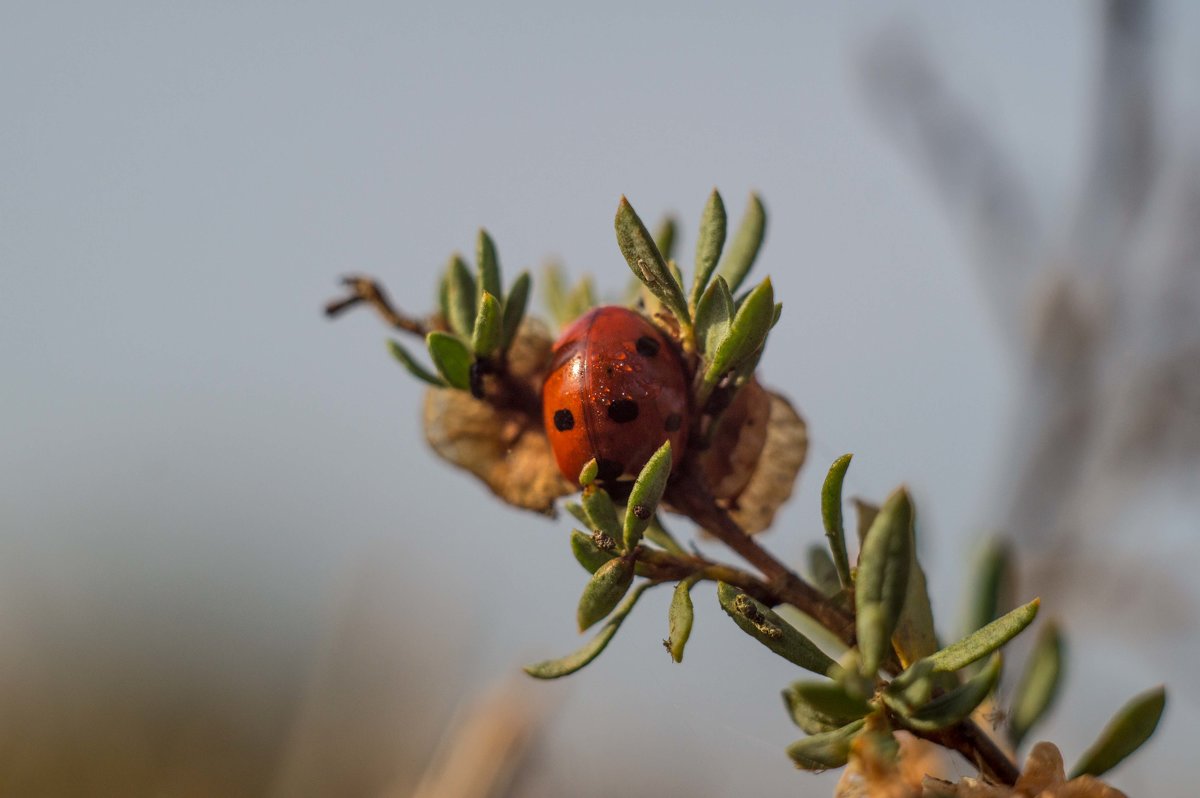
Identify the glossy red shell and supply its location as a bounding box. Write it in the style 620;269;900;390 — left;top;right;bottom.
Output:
542;306;690;484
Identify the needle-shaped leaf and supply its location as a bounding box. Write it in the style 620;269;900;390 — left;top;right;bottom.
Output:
577;557;635;632
446;254;477;339
654;215;678;262
691;189;727;308
806;545;841;597
1070;686;1166;779
716;582;838;676
476;228;502;306
500;270;531;350
1008;621;1065;748
855;487;913;675
785;718;865;771
542;262;571;327
702;277;774;390
666;577;697;663
471;291;503;356
965;538;1015;638
524;583;652;679
570;529;617;574
623;440;672;549
387;340;446;387
426;331;472;391
892;510;940;668
693;276;735;358
853;498;879;547
782;681;871;735
582;484;621;539
896;654;1003;733
615;197;691;326
820;454;854;588
716;193;766;295
924;599;1040;674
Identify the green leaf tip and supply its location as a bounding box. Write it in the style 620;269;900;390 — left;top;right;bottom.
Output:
702;276;774;390
623;440;672;549
666;578;696;663
426;331;472;391
446;254;476;339
582;484;621;539
471;291;503;356
578;458;599;487
925;598;1040;674
1008;621;1065;748
855;487;914;675
783;680;871;735
691;188;727;308
387;339;446;387
1070;686;1166;779
501;271;531;350
524;583;652;679
476;228;502;306
716;582;837;676
577;556;635;632
615;196;691;327
820;454;854;589
965;538;1015;639
570;529;617;574
717;192;766;295
786;718;865;771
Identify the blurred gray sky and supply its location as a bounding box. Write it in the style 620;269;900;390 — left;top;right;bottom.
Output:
3;2;1198;795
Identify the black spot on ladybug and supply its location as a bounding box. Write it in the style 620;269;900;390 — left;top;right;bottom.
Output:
632;504;651;520
596;458;624;482
664;413;682;432
635;336;660;357
608;399;640;423
553;409;575;431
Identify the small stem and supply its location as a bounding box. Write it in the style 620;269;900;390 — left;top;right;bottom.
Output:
325;275;429;336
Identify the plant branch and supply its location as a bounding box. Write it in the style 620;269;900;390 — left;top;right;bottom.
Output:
325;275;430;336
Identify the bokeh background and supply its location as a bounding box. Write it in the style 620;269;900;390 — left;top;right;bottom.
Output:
4;1;1197;795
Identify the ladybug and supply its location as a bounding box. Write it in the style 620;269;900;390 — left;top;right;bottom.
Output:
542;306;690;485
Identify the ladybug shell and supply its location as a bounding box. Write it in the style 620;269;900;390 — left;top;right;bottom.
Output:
542;306;689;484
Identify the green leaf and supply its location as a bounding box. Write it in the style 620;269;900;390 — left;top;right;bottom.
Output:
892;508;940;669
501;270;531;350
387;340;446;387
924;599;1040;674
623;440;672;549
782;681;871;735
654;215;678;262
476;228;502;306
564;275;596;321
564;502;589;526
785;718;865;771
820;454;854;588
852;498;879;547
570;529;617;574
702;277;774;390
582;484;621;538
438;269;452;326
542;262;572;327
615;197;691;326
426;331;472;391
446;254;477;339
896;654;1002;732
578;458;599;487
1008;621;1065;748
1070;686;1166;779
471;291;503;356
693;276;735;358
577;557;635;632
716;582;838;676
524;583;652;679
806;545;841;597
964;539;1014;644
716;193;766;294
691;189;727;308
855;487;913;675
771;301;782;328
666;577;696;663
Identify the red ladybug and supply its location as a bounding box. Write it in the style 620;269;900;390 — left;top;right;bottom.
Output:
542;306;690;485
